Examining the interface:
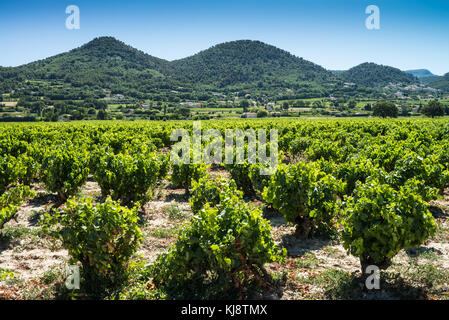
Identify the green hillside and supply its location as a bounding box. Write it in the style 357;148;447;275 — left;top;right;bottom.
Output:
169;40;335;88
429;73;449;91
0;37;176;97
0;37;439;101
340;62;418;87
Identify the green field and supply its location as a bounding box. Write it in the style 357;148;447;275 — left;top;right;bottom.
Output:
0;118;448;300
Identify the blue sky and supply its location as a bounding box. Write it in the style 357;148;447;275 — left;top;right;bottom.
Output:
0;0;448;75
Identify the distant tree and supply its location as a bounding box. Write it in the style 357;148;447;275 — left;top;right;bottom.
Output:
30;101;45;117
282;102;289;111
337;105;347;112
372;102;398;118
177;107;191;119
206;100;216;107
257;109;268;118
348;100;357;108
240;100;250;113
249;107;259;113
43;109;58;122
85;98;107;110
97;109;109;120
313;101;323;108
421;100;445;118
401;105;412;117
364;103;372;111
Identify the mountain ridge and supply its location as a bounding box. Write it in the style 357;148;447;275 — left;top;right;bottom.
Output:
405;69;441;85
429;73;449;91
405;69;436;78
0;36;445;98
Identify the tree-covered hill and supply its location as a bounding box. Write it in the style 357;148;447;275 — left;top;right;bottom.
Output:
0;37;174;93
429;73;449;92
0;38;339;99
168;40;336;88
340;62;418;87
0;37;434;100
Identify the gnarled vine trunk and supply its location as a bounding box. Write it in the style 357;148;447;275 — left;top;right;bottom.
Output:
294;216;312;239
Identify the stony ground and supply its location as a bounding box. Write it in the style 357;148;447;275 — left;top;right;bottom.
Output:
0;173;448;300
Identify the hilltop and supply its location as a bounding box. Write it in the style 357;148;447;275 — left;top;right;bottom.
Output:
340;63;418;88
168;40;335;88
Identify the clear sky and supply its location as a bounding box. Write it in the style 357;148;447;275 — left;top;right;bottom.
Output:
0;0;448;75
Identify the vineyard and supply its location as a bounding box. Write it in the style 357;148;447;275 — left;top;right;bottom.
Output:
0;118;448;300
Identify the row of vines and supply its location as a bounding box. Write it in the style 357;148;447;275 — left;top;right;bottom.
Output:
1;119;448;298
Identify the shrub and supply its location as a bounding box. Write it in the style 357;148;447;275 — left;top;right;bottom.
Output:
155;153;170;180
224;144;280;196
0;141;40;186
0;184;35;228
306;140;341;162
150;194;285;299
390;152;449;196
334;157;379;196
0;153;39;192
16;154;39;186
400;178;438;203
225;162;254;195
44;197;143;293
94;152;163;207
0;155;25;194
189;176;242;214
171;162;208;192
263;163;342;238
341;180;438;272
289;137;310;156
40;146;90;202
248;163;272;195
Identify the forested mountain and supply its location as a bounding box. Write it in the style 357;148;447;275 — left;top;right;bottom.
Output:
168;40;335;88
0;37;172;88
429;73;449;91
340;63;418;87
0;38;340;100
0;37;438;101
405;69;441;85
